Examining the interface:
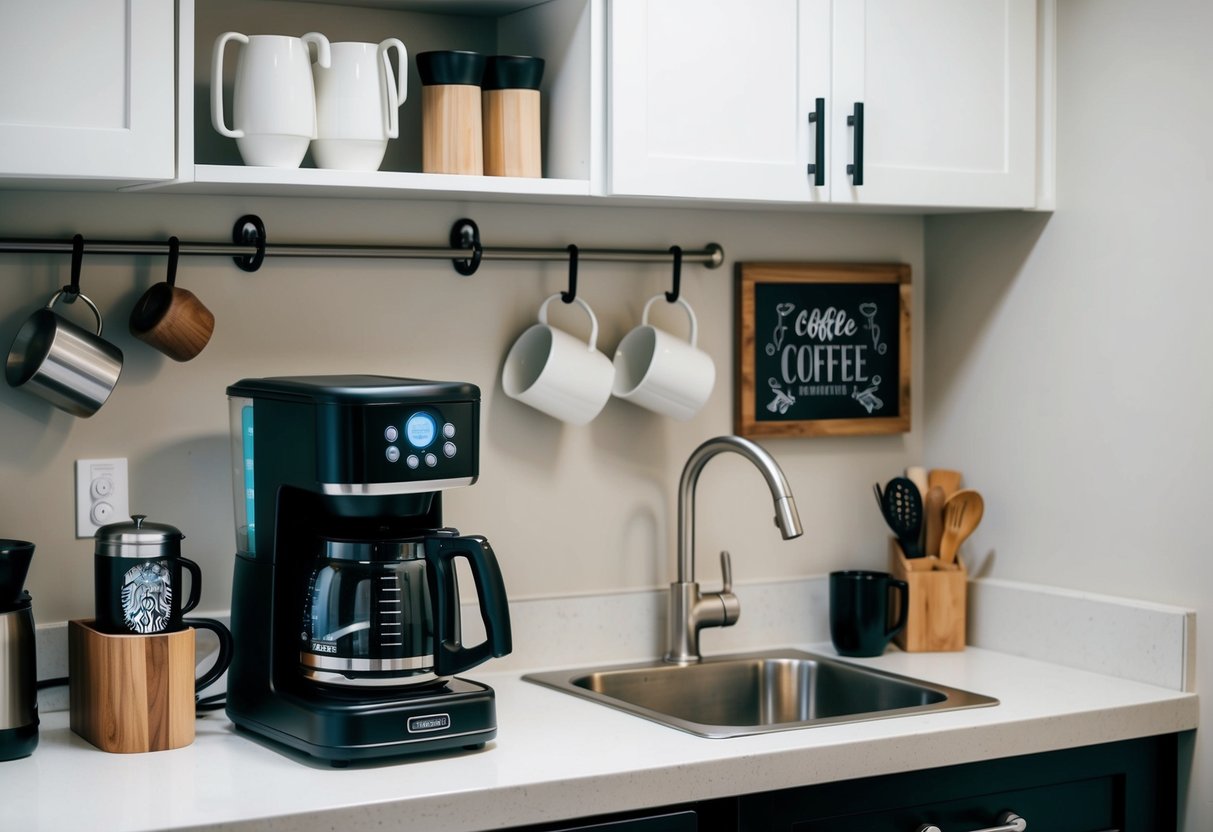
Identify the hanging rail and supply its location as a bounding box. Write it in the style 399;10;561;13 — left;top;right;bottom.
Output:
0;216;725;277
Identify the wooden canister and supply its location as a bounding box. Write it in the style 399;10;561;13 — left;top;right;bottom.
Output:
482;55;545;178
418;51;486;175
68;619;195;753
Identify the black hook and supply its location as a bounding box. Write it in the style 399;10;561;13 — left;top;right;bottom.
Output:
62;234;84;303
232;214;267;273
166;236;180;286
449;217;483;276
665;245;683;303
562;244;579;303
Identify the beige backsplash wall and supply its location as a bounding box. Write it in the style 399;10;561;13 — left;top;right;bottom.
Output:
0;191;923;623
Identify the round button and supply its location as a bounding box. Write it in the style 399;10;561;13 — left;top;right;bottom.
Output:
424;453;437;468
443;442;456;458
443;422;456;439
384;426;399;443
406;455;420;469
385;446;400;463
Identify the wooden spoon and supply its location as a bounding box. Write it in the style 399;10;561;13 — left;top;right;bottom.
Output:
928;468;963;499
938;489;984;566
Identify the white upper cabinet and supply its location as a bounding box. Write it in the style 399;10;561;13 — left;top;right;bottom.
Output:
829;0;1037;208
608;0;1040;210
608;0;829;203
0;0;175;185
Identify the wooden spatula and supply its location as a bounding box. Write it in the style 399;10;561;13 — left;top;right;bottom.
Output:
928;468;963;500
938;489;984;566
923;486;946;559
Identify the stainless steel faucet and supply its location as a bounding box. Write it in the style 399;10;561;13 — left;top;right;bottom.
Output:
665;435;803;664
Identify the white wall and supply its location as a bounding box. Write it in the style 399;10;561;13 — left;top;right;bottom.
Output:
0;192;923;625
924;0;1212;825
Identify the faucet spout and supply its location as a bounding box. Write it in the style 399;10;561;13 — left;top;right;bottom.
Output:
666;435;803;663
675;435;803;584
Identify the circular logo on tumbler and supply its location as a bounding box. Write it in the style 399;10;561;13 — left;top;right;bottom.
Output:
121;561;173;634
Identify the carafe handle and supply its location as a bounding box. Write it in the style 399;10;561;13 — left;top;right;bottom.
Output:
211;32;249;138
425;535;512;677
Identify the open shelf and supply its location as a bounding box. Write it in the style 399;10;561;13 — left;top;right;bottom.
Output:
146;0;602;201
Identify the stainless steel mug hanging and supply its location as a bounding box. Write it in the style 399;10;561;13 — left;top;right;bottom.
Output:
5;290;123;417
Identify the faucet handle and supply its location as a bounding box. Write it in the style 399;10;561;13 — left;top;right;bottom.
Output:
719;550;733;593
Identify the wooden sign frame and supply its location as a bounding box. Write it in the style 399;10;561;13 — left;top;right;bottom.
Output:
735;262;911;437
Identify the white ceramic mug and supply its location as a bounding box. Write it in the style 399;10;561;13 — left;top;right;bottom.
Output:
313;39;408;171
211;32;332;168
612;295;716;421
502;294;615;425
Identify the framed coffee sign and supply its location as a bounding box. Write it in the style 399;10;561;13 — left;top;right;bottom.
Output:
735;262;911;437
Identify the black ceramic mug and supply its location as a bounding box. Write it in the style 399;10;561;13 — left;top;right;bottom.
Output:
829;570;909;658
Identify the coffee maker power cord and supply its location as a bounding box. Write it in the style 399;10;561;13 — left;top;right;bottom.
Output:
37;675;226;714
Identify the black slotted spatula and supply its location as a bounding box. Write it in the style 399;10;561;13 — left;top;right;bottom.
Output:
881;477;924;558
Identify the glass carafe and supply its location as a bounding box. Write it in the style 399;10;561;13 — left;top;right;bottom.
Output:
300;531;510;688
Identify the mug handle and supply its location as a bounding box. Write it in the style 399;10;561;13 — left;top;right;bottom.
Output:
538;293;600;352
379;38;408;139
179;556;203;616
183;617;234;693
886;579;910;640
642;294;699;348
211;32;249;138
47;290;104;337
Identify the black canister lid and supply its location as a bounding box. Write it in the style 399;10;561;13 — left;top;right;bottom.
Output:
417;50;486;86
482;55;545;91
94;514;184;558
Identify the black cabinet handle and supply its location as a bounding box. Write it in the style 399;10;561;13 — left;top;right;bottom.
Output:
806;97;825;186
846;101;864;186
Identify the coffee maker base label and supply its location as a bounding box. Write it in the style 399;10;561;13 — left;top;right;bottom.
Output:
407;713;451;733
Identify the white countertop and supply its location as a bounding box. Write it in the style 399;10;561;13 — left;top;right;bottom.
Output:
2;642;1198;832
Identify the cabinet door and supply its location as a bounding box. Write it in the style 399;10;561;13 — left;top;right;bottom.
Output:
608;0;829;202
830;0;1037;208
0;0;175;183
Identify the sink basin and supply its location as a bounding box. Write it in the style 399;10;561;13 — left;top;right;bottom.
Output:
523;649;998;738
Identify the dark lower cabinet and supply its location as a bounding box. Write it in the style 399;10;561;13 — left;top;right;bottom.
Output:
506;735;1178;832
740;734;1178;832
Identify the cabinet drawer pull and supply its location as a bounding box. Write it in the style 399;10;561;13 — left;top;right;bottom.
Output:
918;811;1027;832
806;97;825;186
846;101;864;186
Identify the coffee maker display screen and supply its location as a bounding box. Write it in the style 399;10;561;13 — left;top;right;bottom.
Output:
404;412;437;448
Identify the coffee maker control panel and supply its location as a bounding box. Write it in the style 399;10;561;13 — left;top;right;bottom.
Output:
367;402;477;484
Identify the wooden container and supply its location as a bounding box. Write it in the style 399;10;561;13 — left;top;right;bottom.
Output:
888;539;967;652
422;84;484;175
68;619;195;753
483;88;541;177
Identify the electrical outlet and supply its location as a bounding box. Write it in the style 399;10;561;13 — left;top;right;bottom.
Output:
76;458;130;538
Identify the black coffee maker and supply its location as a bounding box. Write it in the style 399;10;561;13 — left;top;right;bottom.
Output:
224;375;512;764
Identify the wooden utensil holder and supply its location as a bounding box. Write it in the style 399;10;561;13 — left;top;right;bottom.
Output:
888;539;967;652
69;619;195;753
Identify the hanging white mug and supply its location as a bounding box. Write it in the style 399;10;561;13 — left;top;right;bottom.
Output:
211;32;332;168
612;295;716;421
502;294;615;425
313;39;408;171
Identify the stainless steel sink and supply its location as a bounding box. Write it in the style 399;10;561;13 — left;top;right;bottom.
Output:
523;649;998;738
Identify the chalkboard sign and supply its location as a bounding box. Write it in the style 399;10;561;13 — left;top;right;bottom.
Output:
735;263;911;437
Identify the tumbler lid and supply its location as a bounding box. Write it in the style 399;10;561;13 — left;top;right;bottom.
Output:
482;55;545;91
95;514;184;558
